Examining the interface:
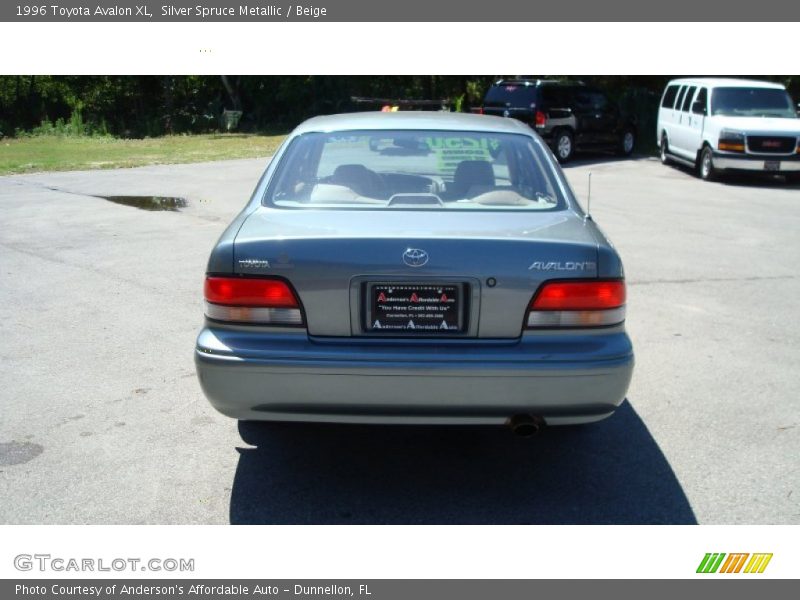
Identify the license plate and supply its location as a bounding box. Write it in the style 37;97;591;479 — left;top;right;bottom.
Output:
367;283;464;333
764;160;781;172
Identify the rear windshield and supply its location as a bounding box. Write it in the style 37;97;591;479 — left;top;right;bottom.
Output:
265;130;566;211
711;87;796;118
483;84;538;108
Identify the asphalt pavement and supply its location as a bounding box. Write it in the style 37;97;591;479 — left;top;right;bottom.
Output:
0;154;798;524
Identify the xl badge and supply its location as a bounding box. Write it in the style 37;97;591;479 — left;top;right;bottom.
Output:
402;248;429;267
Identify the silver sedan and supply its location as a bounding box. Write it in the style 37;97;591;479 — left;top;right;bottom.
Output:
195;112;634;434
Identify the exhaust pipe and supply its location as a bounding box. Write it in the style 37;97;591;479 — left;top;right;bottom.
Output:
507;414;545;437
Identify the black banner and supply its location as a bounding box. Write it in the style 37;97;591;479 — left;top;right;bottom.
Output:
2;0;799;22
4;580;800;600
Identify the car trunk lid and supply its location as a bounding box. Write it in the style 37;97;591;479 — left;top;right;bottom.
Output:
233;208;600;338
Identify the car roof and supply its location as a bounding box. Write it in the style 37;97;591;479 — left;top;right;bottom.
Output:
292;111;535;136
666;77;786;90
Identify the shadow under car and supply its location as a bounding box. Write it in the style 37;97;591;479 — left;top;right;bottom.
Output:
229;400;696;525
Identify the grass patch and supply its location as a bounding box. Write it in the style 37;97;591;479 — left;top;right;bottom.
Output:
0;133;287;175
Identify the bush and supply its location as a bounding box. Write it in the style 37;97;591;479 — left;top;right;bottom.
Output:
23;109;110;138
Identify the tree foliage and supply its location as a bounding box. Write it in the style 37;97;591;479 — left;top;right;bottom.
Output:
1;75;796;139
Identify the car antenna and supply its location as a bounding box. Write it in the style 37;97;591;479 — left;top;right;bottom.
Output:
585;172;593;221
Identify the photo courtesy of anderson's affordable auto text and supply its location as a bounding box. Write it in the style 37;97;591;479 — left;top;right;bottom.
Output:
0;0;799;595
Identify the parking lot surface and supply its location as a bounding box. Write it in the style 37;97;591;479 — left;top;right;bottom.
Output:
1;155;798;524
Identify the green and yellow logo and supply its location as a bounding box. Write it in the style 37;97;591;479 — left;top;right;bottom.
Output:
697;553;773;574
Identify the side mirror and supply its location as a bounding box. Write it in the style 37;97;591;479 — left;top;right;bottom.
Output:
692;100;707;116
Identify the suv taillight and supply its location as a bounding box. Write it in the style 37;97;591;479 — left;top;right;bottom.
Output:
534;110;547;128
526;280;626;328
204;276;304;325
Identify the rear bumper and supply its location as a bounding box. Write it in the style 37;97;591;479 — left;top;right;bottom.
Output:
195;327;634;426
713;151;800;172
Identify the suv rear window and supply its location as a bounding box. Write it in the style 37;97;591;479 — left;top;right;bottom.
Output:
266;130;566;211
483;84;538;108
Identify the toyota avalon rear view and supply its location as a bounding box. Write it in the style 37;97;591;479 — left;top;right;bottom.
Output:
194;111;634;433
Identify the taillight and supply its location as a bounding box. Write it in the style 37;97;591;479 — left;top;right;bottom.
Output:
526;280;626;328
534;110;547;128
204;276;303;325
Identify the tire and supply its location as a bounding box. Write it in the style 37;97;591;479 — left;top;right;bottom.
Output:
699;146;717;181
553;129;574;163
619;128;636;156
660;134;670;165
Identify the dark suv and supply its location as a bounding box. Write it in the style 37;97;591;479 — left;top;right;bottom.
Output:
481;79;637;163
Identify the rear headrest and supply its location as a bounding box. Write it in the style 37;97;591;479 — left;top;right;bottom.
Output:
331;164;381;197
452;160;495;196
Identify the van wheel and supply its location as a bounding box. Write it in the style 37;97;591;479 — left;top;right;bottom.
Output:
619;129;636;156
553;130;574;163
660;135;670;164
699;146;717;181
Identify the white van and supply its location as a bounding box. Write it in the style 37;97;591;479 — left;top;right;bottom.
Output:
657;78;800;181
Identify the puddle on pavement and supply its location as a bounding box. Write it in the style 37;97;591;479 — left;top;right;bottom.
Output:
0;441;44;466
100;195;188;211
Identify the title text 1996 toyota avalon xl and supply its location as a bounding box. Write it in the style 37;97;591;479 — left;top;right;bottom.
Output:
195;112;634;433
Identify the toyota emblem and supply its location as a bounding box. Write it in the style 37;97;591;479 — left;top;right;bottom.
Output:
402;248;429;267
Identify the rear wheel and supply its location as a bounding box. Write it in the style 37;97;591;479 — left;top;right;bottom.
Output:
660;134;670;164
553;129;574;163
619;129;636;156
699;146;717;181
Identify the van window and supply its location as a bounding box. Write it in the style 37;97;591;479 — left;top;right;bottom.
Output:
674;86;687;111
710;87;796;118
692;88;708;114
661;85;679;108
681;86;697;112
